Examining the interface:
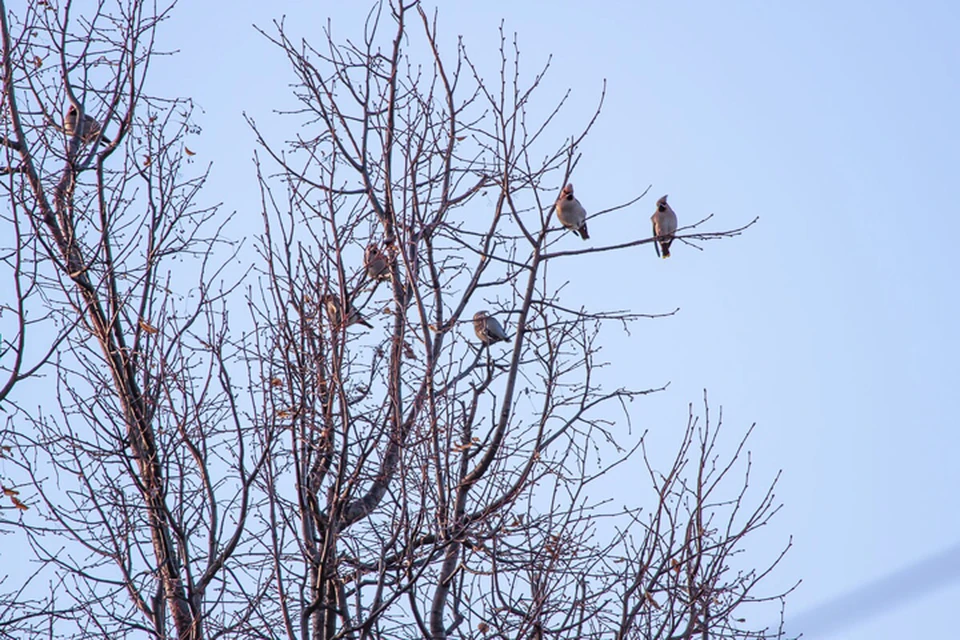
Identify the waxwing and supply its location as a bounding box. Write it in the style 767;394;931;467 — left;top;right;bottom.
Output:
651;195;678;258
554;183;589;240
322;294;373;329
364;244;391;281
64;105;111;145
473;310;510;346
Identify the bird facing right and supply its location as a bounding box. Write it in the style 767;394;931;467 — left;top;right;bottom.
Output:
322;293;373;329
651;195;678;258
554;183;589;240
473;311;510;346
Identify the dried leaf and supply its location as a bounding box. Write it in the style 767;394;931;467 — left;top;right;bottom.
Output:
671;558;681;573
138;319;159;335
270;378;283;387
143;155;152;167
477;622;489;633
456;136;466;141
184;147;196;156
32;55;42;68
3;486;19;497
645;591;660;609
12;497;28;511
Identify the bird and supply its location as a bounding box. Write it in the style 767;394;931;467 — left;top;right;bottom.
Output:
473;311;510;346
651;195;678;258
364;244;390;281
554;183;589;240
322;294;373;329
64;105;111;145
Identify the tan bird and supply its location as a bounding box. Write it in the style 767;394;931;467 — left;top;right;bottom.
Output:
554;183;589;240
322;294;373;329
64;105;111;145
473;311;510;346
364;244;390;281
651;195;678;258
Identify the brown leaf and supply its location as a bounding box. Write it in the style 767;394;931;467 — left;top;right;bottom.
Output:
12;496;28;511
270;378;283;387
477;622;489;634
143;155;152;167
138;319;159;334
456;136;466;141
671;558;681;573
3;486;19;497
184;147;196;156
645;591;660;609
32;55;42;68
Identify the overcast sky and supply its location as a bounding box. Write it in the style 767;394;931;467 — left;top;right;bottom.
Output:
65;1;960;638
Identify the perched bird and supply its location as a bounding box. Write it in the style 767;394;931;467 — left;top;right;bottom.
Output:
473;311;510;346
64;105;111;145
322;294;373;329
364;244;390;281
554;183;589;240
651;195;678;258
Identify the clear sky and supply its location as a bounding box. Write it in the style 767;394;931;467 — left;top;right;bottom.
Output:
125;1;960;638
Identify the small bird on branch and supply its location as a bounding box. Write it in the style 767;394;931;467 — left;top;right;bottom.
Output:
651;194;678;258
364;244;391;282
322;294;373;329
555;183;589;240
64;105;112;145
473;310;510;346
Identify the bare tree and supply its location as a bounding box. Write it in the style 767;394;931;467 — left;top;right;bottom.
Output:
1;1;267;638
0;1;794;639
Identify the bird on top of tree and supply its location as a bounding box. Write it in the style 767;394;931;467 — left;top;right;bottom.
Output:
651;194;678;258
555;183;589;240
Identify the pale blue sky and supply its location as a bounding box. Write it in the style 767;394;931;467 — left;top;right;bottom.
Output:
146;1;960;638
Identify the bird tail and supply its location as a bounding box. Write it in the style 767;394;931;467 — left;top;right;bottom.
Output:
660;239;673;258
578;223;589;240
